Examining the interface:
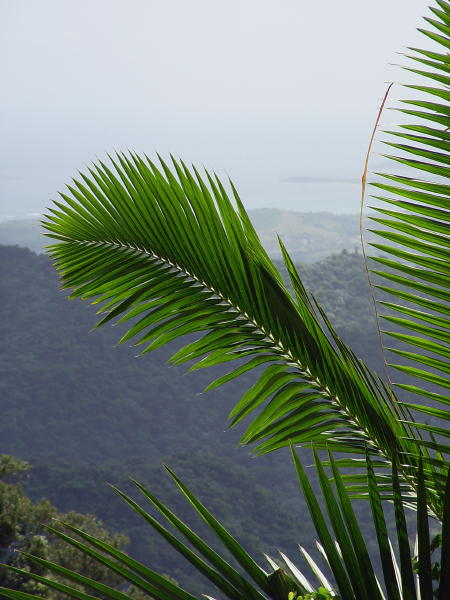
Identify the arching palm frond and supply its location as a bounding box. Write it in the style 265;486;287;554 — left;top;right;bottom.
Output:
41;152;426;509
366;0;450;496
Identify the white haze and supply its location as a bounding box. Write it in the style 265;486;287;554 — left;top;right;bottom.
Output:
1;0;434;218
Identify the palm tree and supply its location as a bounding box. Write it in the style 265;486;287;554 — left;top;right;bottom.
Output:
0;1;448;598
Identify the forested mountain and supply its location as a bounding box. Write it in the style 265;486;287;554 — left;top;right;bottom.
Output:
0;244;383;591
1;244;382;460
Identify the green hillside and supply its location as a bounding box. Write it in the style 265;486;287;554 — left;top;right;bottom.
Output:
0;244;385;591
0;245;383;461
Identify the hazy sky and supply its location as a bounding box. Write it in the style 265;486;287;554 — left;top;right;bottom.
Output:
1;0;434;217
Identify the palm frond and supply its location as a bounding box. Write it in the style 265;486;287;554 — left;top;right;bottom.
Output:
42;152;427;507
289;446;450;600
368;1;450;478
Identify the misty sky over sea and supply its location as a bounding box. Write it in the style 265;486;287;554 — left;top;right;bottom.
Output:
1;0;434;219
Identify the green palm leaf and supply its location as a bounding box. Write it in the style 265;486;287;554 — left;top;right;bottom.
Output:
42;152;430;511
368;1;450;475
50;144;450;517
290;446;450;600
